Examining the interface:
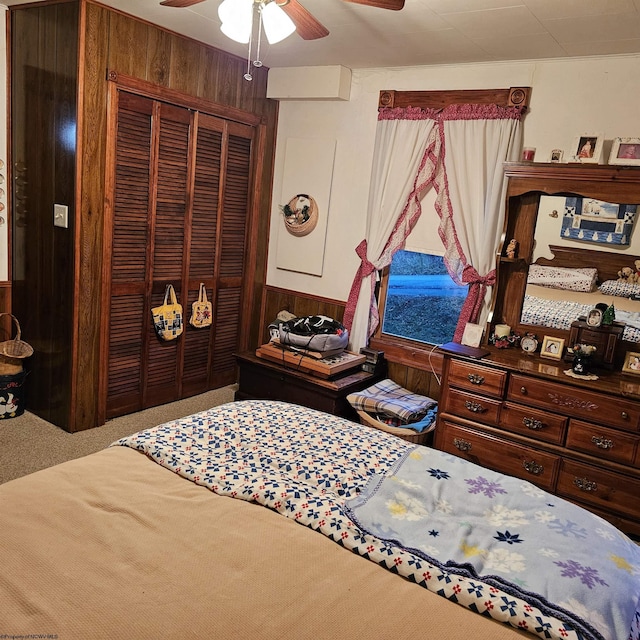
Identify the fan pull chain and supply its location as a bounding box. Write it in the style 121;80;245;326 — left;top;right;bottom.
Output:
253;7;264;69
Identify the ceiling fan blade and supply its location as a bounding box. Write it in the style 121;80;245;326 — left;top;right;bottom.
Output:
281;0;330;40
342;0;405;9
160;0;207;7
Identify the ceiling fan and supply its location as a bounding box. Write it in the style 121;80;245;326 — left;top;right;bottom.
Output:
159;0;405;40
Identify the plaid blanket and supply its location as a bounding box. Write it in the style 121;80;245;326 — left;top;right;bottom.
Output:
347;378;437;423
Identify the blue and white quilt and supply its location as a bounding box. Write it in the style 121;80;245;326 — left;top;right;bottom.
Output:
114;400;640;640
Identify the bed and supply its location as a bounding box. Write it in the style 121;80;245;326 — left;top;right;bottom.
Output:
1;400;638;640
521;244;640;342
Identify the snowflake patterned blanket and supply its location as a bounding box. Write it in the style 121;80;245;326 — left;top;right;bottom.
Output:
114;400;640;640
346;447;640;640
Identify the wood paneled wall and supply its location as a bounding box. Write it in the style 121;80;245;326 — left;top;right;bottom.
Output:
11;0;278;431
260;286;441;402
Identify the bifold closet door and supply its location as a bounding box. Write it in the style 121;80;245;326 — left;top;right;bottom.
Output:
106;92;254;418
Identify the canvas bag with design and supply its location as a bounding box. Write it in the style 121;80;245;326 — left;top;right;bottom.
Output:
190;283;212;328
152;284;183;341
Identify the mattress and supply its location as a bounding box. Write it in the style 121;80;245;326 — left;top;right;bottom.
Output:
0;445;527;640
1;400;638;640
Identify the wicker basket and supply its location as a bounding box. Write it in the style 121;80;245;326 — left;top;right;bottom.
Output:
282;195;318;237
0;313;34;360
357;409;434;446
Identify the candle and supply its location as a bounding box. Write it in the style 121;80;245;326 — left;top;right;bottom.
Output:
522;147;536;161
495;324;511;338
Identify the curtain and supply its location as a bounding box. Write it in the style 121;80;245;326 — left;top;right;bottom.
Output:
435;105;523;341
344;107;439;352
344;102;524;352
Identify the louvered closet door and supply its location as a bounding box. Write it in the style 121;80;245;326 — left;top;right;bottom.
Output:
106;92;255;418
212;123;253;385
144;102;192;408
107;92;153;417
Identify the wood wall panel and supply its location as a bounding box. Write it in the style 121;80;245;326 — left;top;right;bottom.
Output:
11;3;79;427
11;0;277;431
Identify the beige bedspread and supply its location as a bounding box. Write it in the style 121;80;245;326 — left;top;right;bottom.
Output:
0;446;528;639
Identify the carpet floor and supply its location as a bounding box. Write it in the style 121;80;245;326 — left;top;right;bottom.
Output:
0;385;237;485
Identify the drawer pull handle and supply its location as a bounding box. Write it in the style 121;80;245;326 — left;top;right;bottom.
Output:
520;386;528;395
464;400;484;413
621;411;629;420
522;460;544;475
574;477;598;492
523;417;544;430
453;438;472;452
591;435;614;450
467;373;485;385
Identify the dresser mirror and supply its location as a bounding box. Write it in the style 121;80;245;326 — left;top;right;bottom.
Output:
488;162;640;354
519;194;640;344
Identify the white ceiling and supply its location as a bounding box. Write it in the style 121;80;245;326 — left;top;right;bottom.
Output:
7;0;640;70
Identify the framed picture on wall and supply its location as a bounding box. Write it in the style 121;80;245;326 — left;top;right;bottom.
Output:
608;137;640;166
571;134;603;164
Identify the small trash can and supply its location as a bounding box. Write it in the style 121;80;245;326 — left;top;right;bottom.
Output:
0;369;28;418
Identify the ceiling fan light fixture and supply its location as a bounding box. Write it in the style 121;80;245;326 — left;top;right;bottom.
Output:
218;0;253;43
260;1;296;44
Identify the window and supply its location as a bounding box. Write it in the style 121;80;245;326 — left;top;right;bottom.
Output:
380;250;467;346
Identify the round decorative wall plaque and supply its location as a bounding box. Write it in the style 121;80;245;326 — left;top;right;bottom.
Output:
280;194;318;237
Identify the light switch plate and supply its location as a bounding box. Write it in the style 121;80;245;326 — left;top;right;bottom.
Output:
54;204;68;228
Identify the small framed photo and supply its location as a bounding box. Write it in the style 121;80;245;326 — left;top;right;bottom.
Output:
550;149;563;163
586;307;603;328
540;335;565;360
622;351;640;375
571;134;603;164
461;322;483;348
608;137;640;166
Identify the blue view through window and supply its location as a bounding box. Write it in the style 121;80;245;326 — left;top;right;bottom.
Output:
381;250;468;346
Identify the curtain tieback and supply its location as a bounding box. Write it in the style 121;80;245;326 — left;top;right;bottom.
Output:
453;266;496;342
343;240;376;331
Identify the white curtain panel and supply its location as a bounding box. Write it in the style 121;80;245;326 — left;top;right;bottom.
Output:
436;108;522;339
347;110;438;351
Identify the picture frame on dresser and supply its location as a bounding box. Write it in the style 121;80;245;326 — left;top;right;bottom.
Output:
622;350;640;375
608;137;640;166
540;335;564;360
571;134;603;163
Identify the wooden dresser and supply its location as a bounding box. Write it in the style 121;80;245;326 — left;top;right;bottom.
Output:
434;348;640;537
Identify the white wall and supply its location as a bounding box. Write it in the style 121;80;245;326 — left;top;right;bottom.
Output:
267;55;640;302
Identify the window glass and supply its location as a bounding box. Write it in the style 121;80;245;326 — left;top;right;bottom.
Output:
381;250;467;346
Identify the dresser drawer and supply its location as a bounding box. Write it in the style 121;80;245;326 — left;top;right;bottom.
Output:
509;374;640;432
499;402;568;445
448;360;506;398
556;459;640;522
437;420;559;491
566;420;639;467
444;389;501;426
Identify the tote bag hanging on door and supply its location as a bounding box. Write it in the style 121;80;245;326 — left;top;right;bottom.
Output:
190;283;212;328
151;284;183;341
